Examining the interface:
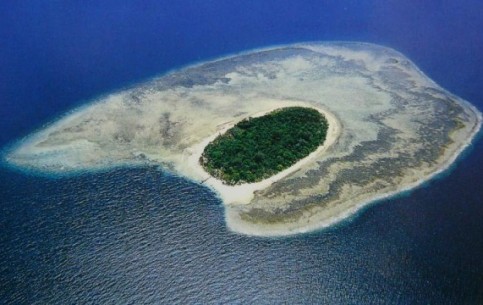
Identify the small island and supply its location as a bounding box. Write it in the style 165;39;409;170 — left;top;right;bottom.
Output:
200;107;328;185
5;42;482;236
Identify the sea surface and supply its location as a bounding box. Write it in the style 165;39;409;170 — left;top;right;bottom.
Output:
1;1;482;304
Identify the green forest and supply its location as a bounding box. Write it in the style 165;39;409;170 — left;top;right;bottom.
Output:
199;107;328;185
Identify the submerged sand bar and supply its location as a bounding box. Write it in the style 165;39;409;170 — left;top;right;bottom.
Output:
6;42;482;236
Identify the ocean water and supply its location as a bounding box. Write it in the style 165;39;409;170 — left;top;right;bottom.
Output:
1;1;482;304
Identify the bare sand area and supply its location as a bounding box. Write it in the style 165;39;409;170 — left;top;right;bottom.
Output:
181;103;341;206
5;42;482;236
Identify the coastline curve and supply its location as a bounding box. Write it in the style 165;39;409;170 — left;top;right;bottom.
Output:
4;42;482;237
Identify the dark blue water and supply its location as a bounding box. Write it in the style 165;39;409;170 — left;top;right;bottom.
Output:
1;1;482;304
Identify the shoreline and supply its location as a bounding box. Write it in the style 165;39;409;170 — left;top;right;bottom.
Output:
225;101;483;237
4;42;482;238
180;101;342;206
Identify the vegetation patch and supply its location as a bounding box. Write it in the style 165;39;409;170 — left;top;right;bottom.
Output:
200;107;328;185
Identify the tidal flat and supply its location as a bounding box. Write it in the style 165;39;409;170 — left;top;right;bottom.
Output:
6;42;482;236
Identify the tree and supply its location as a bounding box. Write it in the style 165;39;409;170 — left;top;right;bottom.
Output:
200;107;328;185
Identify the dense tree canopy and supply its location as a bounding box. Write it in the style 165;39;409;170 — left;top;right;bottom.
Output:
200;107;328;185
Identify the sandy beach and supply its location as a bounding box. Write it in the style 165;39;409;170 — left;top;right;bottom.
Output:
181;101;342;206
225;99;483;237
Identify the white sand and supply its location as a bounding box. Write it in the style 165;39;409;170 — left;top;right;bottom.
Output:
180;102;341;205
225;99;483;237
5;42;481;237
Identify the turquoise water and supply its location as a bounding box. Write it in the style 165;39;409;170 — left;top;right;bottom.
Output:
1;1;482;303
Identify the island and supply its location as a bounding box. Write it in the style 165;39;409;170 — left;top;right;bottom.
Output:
4;42;482;237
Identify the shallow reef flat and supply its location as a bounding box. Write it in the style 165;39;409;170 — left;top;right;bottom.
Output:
6;42;481;236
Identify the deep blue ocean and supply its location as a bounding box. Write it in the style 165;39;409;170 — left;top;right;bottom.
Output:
1;1;482;304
